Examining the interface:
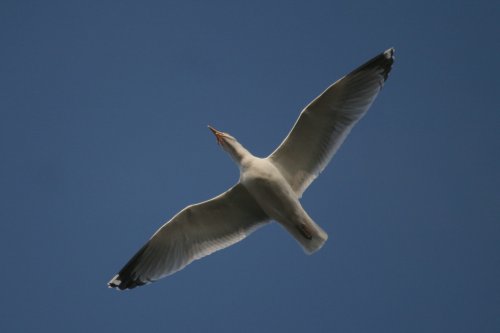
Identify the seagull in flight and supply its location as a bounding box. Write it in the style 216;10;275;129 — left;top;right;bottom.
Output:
108;48;395;290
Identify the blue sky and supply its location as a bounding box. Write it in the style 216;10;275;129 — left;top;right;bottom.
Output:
1;0;498;332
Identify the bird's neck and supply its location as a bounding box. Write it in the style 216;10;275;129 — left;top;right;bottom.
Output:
226;140;253;167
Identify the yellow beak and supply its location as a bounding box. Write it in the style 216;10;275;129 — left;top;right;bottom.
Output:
208;125;224;145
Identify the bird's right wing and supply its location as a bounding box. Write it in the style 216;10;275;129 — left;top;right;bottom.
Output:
108;183;269;290
268;48;394;197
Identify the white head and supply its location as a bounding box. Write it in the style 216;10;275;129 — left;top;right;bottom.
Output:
208;125;250;165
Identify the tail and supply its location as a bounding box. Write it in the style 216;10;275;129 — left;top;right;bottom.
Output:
281;217;328;254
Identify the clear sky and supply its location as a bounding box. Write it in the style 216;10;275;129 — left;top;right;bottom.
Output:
1;0;498;332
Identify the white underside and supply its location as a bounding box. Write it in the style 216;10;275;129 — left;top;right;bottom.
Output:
240;157;328;254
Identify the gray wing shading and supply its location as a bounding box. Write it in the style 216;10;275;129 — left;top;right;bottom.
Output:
268;48;395;197
108;183;269;290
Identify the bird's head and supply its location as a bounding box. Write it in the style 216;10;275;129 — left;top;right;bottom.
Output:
208;125;235;146
208;125;249;164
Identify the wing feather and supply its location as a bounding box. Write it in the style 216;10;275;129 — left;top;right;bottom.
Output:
268;48;395;196
108;183;268;290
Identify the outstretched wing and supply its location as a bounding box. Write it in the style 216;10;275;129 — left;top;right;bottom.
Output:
108;183;269;290
268;48;395;197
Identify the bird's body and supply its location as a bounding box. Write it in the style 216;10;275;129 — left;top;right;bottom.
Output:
108;48;395;290
240;157;327;253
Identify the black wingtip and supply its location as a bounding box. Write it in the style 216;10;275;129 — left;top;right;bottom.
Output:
381;47;395;80
352;47;395;82
108;274;147;290
108;243;151;291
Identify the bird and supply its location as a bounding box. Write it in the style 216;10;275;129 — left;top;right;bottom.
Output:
108;48;395;290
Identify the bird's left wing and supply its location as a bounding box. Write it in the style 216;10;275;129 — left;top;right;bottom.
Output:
268;48;394;197
108;183;269;290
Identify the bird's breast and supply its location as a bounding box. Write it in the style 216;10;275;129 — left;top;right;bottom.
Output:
240;159;300;221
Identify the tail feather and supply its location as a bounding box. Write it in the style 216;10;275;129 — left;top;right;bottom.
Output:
282;218;328;254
